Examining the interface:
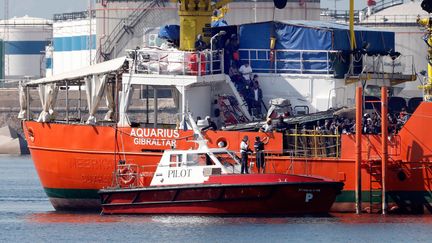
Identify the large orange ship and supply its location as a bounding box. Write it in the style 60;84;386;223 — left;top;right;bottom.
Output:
19;0;432;214
21;99;432;213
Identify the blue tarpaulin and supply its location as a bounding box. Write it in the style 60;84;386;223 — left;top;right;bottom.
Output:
211;19;228;27
158;25;180;41
237;20;395;73
239;20;395;54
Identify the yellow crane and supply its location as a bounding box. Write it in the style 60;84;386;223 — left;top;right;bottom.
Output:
418;0;432;101
177;0;232;50
177;0;294;50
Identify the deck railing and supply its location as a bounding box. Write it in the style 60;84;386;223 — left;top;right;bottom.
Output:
239;49;340;75
127;49;224;76
284;129;341;158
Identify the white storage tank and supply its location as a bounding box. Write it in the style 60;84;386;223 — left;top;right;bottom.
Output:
52;11;96;75
0;15;52;79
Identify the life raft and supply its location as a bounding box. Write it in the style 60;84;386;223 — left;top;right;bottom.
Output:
188;53;206;75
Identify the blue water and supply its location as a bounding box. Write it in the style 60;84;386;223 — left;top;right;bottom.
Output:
1;156;432;242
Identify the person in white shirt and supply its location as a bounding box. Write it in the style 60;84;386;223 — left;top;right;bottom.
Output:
239;62;253;81
240;135;252;174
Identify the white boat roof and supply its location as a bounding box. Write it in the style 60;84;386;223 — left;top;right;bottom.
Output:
24;56;127;87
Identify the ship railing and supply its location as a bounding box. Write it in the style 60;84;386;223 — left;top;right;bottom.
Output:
283;129;341;158
0;79;22;89
362;54;416;77
238;49;340;75
96;0;160;62
320;0;405;23
126;48;224;76
359;14;430;24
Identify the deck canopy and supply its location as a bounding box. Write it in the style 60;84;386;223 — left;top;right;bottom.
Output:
24;56;127;87
21;57;127;124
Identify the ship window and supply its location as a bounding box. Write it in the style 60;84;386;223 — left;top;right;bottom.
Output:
169;154;182;167
186;153;214;166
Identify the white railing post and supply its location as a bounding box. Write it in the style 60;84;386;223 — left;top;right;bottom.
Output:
157;51;161;74
274;50;277;73
300;51;304;74
220;50;224;74
183;52;186;75
210;50;213;74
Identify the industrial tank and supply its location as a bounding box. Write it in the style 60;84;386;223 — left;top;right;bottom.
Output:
0;15;52;79
52;11;96;75
0;39;4;81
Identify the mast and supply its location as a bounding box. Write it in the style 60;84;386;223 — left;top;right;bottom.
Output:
349;0;356;50
418;0;432;101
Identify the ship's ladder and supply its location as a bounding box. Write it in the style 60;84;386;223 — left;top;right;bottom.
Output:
369;159;383;213
224;76;252;121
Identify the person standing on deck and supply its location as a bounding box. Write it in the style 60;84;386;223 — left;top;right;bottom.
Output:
201;116;217;131
254;136;265;173
239;62;253;82
240;135;252;174
195;34;207;51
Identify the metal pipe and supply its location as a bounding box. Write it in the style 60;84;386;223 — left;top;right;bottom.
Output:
65;81;69;123
78;82;82;121
381;86;388;214
115;75;119;122
355;86;362;214
349;0;356;50
26;86;30;120
146;85;149;124
153;86;158;128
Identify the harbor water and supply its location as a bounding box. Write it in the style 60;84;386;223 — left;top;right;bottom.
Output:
1;155;432;242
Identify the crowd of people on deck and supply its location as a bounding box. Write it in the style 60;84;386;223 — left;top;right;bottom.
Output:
228;62;264;118
194;33;265;119
281;108;411;136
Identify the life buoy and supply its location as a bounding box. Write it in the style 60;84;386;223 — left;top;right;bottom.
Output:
118;166;136;187
216;137;228;148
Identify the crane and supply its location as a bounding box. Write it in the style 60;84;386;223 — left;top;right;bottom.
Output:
177;0;290;50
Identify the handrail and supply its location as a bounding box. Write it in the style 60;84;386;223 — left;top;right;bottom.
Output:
96;0;161;62
360;0;404;15
285;130;341;158
239;49;339;75
320;0;405;22
360;14;429;24
126;48;224;76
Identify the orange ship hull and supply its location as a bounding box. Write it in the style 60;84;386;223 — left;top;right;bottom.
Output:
23;102;432;213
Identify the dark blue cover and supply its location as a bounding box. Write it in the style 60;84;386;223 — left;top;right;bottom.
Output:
238;20;394;54
158;25;180;41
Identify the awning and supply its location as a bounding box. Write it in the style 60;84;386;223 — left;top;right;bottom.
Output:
24;56;127;87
